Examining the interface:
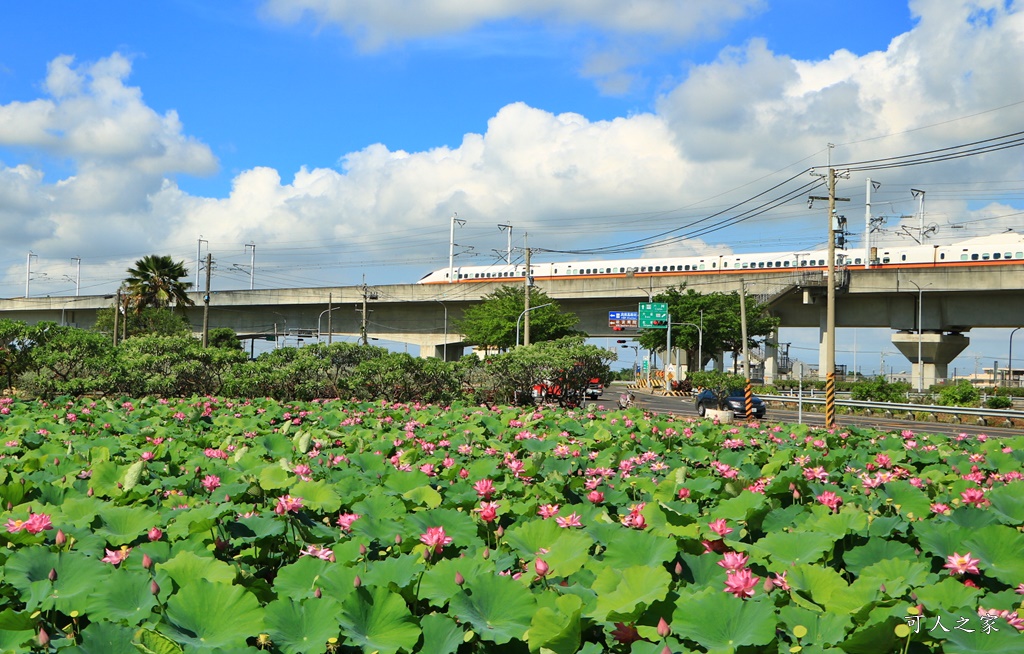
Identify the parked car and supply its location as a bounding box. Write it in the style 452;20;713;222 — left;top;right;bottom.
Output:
694;388;767;419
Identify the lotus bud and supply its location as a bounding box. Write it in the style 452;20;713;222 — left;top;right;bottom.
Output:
879;583;886;594
38;628;50;647
55;530;67;547
148;527;163;541
142;554;153;570
353;575;362;588
534;558;549;577
482;547;490;560
657;617;671;638
495;525;504;538
674;561;683;576
54;458;60;466
661;647;671;654
455;571;465;586
395;534;402;545
48;568;58;582
87;487;94;497
763;576;774;592
116;482;122;489
359;544;367;556
150;580;160;595
315;587;322;598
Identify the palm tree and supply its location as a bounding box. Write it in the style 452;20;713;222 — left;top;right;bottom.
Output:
124;255;195;313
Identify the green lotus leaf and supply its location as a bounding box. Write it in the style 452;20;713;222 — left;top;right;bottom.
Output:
96;506;156;545
418;613;464;654
757;529;836;565
402;485;443;509
55;496;105;528
264;597;342;654
0;628;34;653
87;570;158;625
913;521;974;559
362;553;425;591
672;590;776;651
160;579;264;651
528;593;583;654
350;494;407;541
761;504;804;532
449;573;535;645
679;553;728;587
291;480;342;513
164;503;234;541
272;556;331;601
504;517;561;555
157;550;237;588
403;508;478;550
941;619;1024;653
962;524;1024;585
589;564;672;623
90;460;124;498
843;539;917;574
802;505;869;539
417;556;490;607
915;577;983;612
68;621;137;654
3;548;110;613
600;527;676;569
779;605;852;647
949;505;1001;529
857;557;932;598
132;626;186;650
712;490;767;522
337;585;421;654
258;465;293;491
226;514;286;540
788;564;851;611
877;480;932;520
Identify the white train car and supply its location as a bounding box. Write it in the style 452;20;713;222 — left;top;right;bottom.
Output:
417;232;1024;284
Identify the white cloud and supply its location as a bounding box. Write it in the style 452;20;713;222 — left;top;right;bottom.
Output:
260;0;766;49
3;1;1024;298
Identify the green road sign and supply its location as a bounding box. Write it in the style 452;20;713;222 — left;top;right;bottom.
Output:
639;302;669;329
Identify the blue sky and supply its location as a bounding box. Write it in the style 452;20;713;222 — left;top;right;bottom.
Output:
1;0;1023;373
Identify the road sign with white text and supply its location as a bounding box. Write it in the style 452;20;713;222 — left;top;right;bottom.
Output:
639;302;669;329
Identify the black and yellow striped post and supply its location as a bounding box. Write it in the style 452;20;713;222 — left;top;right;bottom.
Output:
744;378;754;421
825;372;837;428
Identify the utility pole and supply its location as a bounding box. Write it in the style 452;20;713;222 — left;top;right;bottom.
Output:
25;251;36;298
72;257;81;295
360;279;377;345
864;179;879;270
523;241;532;346
740;279;753;420
448;213;465;283
202;253;212;347
113;289;120;347
327;293;333;344
810;149;849;429
245;243;256;289
498;223;513;264
196;237;208;290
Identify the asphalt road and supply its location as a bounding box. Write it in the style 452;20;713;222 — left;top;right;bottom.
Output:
597;384;1022;438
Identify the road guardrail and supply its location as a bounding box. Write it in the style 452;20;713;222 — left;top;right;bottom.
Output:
759;394;1023;426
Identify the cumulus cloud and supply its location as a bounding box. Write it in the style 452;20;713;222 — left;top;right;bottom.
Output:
260;0;766;49
2;1;1024;297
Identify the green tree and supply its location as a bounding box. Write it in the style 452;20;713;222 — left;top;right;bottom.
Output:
124;255;195;312
454;286;580;352
637;286;780;372
94;306;193;339
0;320;50;393
478;336;614;405
26;325;113;398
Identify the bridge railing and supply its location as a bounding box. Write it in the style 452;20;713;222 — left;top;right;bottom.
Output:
760;394;1024;425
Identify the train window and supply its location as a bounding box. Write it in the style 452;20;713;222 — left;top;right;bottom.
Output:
854;258;862;264
994;253;1001;260
939;253;945;260
741;263;749;269
758;262;765;268
775;261;781;267
971;254;979;260
901;255;907;261
1017;252;1023;258
819;259;825;266
961;254;970;261
800;260;806;266
766;262;773;268
1005;252;1013;259
712;262;716;268
699;264;705;270
982;253;990;260
783;260;790;266
882;257;890;264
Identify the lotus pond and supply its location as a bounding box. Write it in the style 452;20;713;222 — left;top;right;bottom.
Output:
1;395;1023;654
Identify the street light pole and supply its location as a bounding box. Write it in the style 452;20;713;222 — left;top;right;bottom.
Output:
1010;327;1023;387
676;322;703;375
516;303;552;347
435;299;448;360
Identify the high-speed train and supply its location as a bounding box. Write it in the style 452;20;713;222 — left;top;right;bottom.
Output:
417;232;1024;284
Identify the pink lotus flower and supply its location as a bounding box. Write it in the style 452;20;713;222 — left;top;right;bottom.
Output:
961;488;989;508
419;526;453;557
148;527;163;541
816;491;843;512
336;513;361;532
201;475;221;492
477;501;499;523
556;513;583;528
473;479;495;499
677;488;691;500
101;546;131;566
300;544;335;561
717;551;749;572
534;558;550;577
274;495;303;515
537;504;560;519
622;503;647;529
709;519;733;537
6;513;53;535
587;490;604;503
944;552;981;575
724;568;760;599
930;503;951;515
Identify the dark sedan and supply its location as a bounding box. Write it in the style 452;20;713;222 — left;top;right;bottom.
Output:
694;388;767;419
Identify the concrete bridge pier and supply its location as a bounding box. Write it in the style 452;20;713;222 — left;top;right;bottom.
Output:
891;331;970;389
